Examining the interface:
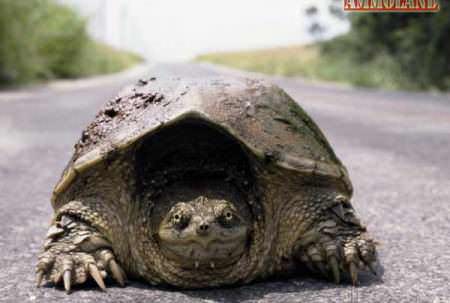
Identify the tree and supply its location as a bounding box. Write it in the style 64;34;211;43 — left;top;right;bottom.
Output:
348;3;450;89
306;0;450;89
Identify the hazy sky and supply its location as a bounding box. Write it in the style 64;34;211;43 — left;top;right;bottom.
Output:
61;0;349;61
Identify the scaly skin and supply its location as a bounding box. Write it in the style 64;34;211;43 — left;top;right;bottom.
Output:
36;162;378;292
278;187;377;284
37;188;377;292
36;201;126;293
36;78;380;294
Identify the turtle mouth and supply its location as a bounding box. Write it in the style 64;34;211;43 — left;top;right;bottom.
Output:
158;237;247;270
135;117;258;270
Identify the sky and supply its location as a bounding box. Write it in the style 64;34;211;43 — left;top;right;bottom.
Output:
60;0;349;62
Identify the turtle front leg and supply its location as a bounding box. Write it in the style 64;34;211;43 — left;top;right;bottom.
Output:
36;201;126;293
285;188;378;285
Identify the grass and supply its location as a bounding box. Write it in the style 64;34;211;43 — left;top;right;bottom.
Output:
196;42;411;90
0;0;142;87
62;41;143;78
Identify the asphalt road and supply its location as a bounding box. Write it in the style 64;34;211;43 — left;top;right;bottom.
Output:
0;63;449;303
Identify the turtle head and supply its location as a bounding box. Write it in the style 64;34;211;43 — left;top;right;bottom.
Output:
158;196;249;270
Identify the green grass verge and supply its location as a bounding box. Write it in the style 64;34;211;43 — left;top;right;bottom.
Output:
63;41;144;78
196;43;413;91
0;0;142;87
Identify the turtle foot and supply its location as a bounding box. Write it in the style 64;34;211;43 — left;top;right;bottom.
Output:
36;212;126;293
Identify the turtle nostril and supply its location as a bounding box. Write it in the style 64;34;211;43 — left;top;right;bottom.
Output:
200;224;209;231
197;223;209;235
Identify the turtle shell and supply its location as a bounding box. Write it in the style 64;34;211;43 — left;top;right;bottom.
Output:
52;77;352;206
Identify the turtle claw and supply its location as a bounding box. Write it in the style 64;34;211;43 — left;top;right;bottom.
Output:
97;248;127;287
36;217;125;293
298;232;377;285
368;262;378;276
88;264;106;291
109;259;126;287
53;270;63;284
36;270;44;287
328;256;340;284
63;270;72;293
349;262;358;285
36;247;125;293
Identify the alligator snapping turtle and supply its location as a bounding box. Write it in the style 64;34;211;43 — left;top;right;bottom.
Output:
36;77;378;293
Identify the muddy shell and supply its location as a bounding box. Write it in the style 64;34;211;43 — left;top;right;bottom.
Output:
52;77;352;207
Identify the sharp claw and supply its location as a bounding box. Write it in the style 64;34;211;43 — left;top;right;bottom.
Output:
53;270;63;284
109;259;125;287
349;262;358;285
329;256;340;284
119;266;128;282
89;264;106;291
368;261;377;276
63;270;72;294
36;270;44;287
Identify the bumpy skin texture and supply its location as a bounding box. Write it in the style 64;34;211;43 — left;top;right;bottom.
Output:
36;77;378;293
36;202;126;292
278;188;376;284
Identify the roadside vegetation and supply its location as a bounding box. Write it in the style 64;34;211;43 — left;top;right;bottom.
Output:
197;3;450;91
197;43;407;90
0;0;142;87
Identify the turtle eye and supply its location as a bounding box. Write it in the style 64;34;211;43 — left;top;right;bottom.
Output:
171;211;190;230
224;211;233;220
218;208;237;227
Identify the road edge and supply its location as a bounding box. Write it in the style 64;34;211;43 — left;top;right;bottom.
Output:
0;63;151;102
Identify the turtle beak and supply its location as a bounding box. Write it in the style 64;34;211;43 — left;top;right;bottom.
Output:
193;217;216;249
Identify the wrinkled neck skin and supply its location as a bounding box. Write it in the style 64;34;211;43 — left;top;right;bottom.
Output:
123;164;313;288
61;153;347;288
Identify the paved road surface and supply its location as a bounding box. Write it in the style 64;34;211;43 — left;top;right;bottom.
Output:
0;63;449;303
